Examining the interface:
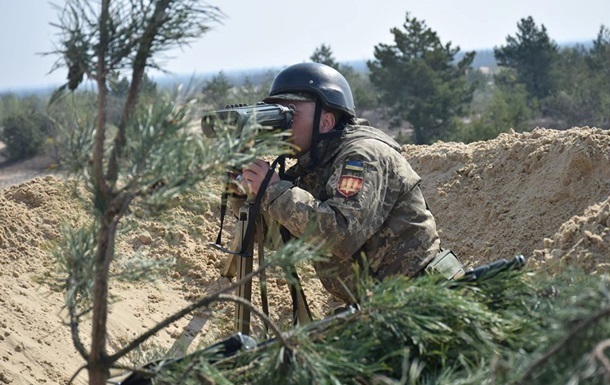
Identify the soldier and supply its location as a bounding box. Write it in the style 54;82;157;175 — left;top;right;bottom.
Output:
237;62;462;304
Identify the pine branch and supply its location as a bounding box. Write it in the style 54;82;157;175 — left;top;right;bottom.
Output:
518;305;610;384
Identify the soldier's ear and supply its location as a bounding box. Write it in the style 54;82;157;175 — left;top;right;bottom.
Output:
319;111;336;134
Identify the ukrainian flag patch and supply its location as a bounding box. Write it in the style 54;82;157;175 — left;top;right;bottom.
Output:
344;160;364;172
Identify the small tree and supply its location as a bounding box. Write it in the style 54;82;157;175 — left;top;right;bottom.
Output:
537;26;610;129
451;83;534;143
582;25;610;128
0;112;52;161
239;74;274;104
368;13;475;144
200;71;236;109
0;93;54;161
0;93;22;121
44;2;291;384
310;44;341;69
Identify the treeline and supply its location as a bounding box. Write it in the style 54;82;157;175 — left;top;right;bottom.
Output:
1;13;609;163
197;14;610;145
0;73;160;163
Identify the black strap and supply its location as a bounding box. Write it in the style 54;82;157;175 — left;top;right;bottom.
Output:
237;156;285;256
309;101;323;167
210;157;286;256
214;174;231;246
209;156;311;325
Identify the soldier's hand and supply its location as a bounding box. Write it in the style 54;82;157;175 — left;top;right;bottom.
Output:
226;171;248;197
242;160;280;195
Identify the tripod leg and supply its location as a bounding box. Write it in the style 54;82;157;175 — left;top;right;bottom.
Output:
220;241;238;279
257;219;270;334
233;204;254;335
295;287;312;325
234;253;253;334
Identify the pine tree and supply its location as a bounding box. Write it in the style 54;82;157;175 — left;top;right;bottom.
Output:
310;44;341;69
494;16;558;102
45;1;290;384
367;13;475;144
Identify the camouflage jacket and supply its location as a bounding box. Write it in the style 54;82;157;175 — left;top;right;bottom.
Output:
261;120;441;301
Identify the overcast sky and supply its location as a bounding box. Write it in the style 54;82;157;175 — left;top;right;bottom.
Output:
1;0;609;91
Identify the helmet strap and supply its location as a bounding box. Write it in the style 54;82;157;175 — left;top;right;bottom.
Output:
310;99;323;166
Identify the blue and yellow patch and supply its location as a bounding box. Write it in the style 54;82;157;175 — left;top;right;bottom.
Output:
344;160;364;172
337;160;365;197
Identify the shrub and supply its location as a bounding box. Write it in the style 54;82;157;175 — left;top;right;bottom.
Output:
0;112;52;161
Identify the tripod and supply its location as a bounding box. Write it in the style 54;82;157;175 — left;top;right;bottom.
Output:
216;173;312;335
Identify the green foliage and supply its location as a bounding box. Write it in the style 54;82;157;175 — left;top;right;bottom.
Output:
494;16;558;102
0;111;54;161
47;0;223;95
200;71;274;109
451;82;534;143
588;25;610;77
104;72;160;127
541;26;610;128
237;72;275;105
197;70;277;109
0;93;47;121
109;72;158;99
201;71;236;109
310;44;341;69
542;48;602;127
135;268;610;385
368;13;475;144
480;19;609;131
45;91;98;172
347;71;378;113
54;78;292;384
0;93;22;120
505;272;610;385
47;1;231;383
49;224;98;313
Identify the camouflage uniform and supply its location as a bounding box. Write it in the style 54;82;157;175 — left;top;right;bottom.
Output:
261;120;441;302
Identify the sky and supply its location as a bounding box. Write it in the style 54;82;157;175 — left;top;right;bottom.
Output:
1;0;609;91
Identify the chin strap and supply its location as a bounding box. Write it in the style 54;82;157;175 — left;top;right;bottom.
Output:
306;101;346;170
309;99;323;167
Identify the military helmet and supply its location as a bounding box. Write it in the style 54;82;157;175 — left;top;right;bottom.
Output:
264;62;356;117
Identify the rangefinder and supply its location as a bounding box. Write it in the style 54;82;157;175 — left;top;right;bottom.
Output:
201;102;294;138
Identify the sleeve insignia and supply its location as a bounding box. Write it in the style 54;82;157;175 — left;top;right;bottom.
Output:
337;175;363;197
344;160;364;172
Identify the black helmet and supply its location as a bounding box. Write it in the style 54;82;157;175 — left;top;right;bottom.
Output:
264;62;356;117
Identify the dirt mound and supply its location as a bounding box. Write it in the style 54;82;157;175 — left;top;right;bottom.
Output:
0;176;333;385
535;195;610;273
403;127;610;268
0;127;609;384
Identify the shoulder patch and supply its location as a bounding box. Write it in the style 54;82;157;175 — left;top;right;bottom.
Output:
337;160;366;197
337;175;363;197
344;160;364;172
